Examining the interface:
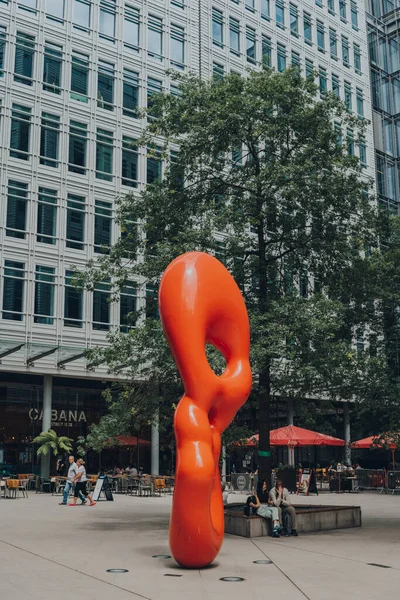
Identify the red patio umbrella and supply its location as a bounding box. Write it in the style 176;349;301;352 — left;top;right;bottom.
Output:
351;434;397;465
243;425;345;447
113;435;151;446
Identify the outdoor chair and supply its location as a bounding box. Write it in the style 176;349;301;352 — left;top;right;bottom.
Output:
154;478;166;496
6;479;19;499
18;478;29;498
52;478;66;496
140;477;153;496
39;478;52;493
127;476;140;496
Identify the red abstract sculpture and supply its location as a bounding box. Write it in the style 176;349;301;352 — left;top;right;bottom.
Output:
159;252;252;568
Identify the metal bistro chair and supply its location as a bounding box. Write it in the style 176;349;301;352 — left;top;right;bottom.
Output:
127;476;140;496
18;478;29;498
52;477;66;496
140;476;153;497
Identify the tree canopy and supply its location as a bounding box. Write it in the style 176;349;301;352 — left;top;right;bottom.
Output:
82;68;387;479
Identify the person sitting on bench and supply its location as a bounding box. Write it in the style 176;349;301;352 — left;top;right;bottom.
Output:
269;479;298;536
250;480;281;538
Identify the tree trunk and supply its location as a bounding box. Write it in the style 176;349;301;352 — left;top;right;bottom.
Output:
258;364;272;489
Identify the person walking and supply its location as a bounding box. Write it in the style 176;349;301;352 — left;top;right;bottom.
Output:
69;459;96;507
59;456;86;506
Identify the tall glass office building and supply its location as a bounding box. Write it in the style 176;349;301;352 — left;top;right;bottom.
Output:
0;0;374;474
366;0;400;212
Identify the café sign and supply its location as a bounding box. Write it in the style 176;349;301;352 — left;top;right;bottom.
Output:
29;408;87;427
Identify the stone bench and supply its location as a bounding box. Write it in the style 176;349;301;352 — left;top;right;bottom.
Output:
224;504;362;537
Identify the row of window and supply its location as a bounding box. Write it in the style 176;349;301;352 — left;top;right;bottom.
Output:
371;69;400;116
8;105;164;184
230;0;359;29
213;8;362;74
2;260;142;331
0;24;184;99
376;153;400;202
214;43;366;117
369;29;400;77
0;3;186;65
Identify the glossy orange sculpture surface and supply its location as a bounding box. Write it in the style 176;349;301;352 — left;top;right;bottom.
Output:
158;252;252;568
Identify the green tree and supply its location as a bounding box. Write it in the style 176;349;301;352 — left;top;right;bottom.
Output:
84;68;376;482
33;429;73;457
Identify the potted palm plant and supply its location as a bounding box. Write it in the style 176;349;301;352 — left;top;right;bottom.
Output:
33;429;74;478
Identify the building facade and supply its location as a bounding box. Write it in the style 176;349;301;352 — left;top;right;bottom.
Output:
0;0;374;475
366;0;400;211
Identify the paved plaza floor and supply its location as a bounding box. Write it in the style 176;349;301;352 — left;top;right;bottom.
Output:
1;490;400;600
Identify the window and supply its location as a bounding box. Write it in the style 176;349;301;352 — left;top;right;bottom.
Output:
305;59;314;80
291;50;301;69
68;121;87;174
229;18;240;54
359;138;366;166
213;62;224;79
334;122;342;146
329;29;337;59
339;0;346;20
304;13;312;44
344;81;352;111
354;43;361;73
3;261;25;321
146;285;159;319
147;77;162;118
342;36;350;66
66;194;85;250
97;61;114;110
46;0;64;20
290;4;298;35
316;0;322;6
261;0;270;19
347;129;354;155
18;0;36;13
356;88;364;117
94;200;112;254
99;0;116;41
96;129;114;181
73;0;91;31
319;67;327;95
6;180;28;239
93;281;110;330
37;187;57;244
246;27;256;63
245;0;255;10
147;147;162;184
10;104;31;161
14;32;34;85
212;9;223;46
317;21;325;51
43;43;62;93
120;282;137;331
123;69;139;117
71;53;89;102
124;5;140;51
332;73;340;96
350;1;358;29
40;113;60;168
64;270;83;328
122;136;138;187
277;43;286;72
262;35;271;67
328;0;335;13
148;15;163;59
34;266;55;324
0;28;5;78
170;25;184;68
276;0;285;27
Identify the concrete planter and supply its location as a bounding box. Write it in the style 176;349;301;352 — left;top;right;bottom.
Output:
224;504;361;537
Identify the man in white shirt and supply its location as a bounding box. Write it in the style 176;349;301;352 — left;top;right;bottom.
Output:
59;456;86;505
